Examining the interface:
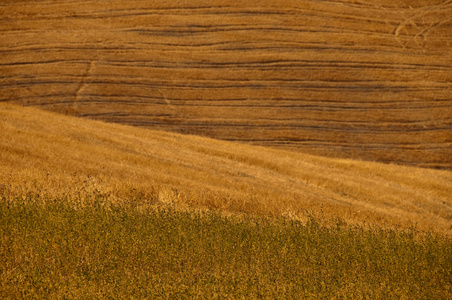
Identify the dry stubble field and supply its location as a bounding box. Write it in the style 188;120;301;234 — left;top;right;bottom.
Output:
1;2;452;297
1;103;452;298
1;0;451;169
2;103;452;235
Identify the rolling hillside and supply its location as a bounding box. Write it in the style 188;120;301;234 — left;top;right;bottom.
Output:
1;0;451;169
1;103;451;235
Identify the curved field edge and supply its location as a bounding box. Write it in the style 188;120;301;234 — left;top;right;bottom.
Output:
1;0;451;169
1;103;451;235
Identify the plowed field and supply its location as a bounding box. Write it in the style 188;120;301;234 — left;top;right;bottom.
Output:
1;0;451;169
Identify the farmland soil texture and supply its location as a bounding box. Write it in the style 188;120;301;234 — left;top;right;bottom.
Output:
1;0;451;169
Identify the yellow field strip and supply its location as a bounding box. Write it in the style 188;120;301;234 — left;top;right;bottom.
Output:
1;103;451;234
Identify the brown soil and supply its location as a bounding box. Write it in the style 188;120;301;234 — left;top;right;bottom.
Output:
1;0;451;169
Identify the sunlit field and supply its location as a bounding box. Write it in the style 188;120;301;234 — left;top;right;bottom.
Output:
1;103;452;298
2;103;452;234
1;0;451;168
1;0;451;297
1;196;451;299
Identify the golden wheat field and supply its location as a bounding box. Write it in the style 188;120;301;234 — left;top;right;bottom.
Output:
1;103;452;235
1;0;452;231
1;0;451;169
2;3;452;298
